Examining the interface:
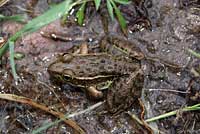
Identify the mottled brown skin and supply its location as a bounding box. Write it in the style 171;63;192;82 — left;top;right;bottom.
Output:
48;35;144;113
100;35;145;60
48;53;139;87
107;70;144;113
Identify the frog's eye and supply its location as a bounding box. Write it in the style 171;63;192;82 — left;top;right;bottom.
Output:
63;69;75;79
63;75;71;81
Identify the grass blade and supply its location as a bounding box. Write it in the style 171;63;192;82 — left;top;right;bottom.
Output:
8;40;18;80
107;0;114;21
21;0;73;34
113;0;131;5
188;49;200;59
0;14;25;22
32;119;61;134
94;0;101;10
110;0;127;35
145;103;200;122
76;2;86;26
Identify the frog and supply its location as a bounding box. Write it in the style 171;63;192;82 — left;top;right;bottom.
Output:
48;35;144;113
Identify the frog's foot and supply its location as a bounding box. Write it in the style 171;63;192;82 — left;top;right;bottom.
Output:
107;96;135;114
86;86;103;99
107;105;125;114
106;76;135;114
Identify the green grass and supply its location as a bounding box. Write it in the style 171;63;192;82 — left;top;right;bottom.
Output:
76;1;87;25
188;49;200;59
75;0;130;34
109;0;128;35
145;103;200;122
0;14;25;22
31;118;66;134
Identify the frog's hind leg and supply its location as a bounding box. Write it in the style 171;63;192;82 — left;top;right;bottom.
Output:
106;71;144;114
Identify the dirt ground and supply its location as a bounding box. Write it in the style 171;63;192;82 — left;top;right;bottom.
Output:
0;0;200;133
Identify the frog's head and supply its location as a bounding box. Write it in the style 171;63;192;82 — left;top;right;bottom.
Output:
48;54;77;82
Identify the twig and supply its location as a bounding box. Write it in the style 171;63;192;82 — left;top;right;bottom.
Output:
0;93;85;134
32;101;105;133
127;111;164;134
139;99;153;134
145;88;189;94
0;0;9;7
68;101;105;118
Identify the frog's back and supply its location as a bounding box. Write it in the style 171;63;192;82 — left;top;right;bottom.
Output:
100;35;144;60
48;53;140;78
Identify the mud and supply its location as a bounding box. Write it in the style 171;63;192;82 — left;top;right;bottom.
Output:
0;0;200;133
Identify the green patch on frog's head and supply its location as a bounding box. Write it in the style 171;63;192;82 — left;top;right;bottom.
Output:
48;73;65;85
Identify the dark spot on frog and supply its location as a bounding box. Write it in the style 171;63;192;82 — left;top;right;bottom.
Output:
78;71;85;76
76;65;80;69
107;66;114;71
99;65;105;70
100;59;106;63
129;66;136;72
85;67;92;72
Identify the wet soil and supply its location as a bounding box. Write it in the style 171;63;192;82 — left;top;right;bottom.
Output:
0;0;200;133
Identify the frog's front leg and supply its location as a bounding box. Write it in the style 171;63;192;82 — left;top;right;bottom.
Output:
85;86;103;99
106;70;144;113
75;42;103;99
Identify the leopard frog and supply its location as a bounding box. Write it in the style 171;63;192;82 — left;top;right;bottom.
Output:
48;35;144;113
